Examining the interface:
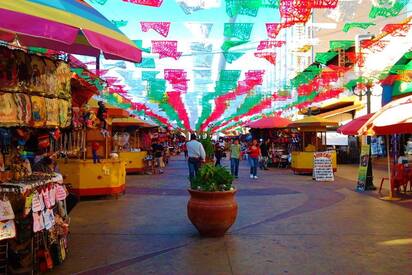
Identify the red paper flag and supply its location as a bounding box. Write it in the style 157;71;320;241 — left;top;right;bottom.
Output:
254;52;277;64
257;40;286;51
266;23;283;39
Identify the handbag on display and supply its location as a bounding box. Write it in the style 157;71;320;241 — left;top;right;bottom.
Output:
38;134;50;149
38;232;54;272
0;196;15;221
0;219;16;241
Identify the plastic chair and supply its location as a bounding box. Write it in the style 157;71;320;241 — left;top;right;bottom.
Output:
379;164;408;193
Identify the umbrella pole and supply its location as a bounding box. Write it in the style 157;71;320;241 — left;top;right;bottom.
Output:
382;135;400;201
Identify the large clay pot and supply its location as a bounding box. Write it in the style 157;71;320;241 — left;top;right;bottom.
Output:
187;189;238;237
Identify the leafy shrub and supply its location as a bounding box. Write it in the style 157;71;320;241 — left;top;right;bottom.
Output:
190;163;234;192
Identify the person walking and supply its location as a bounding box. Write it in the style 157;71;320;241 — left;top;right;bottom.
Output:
260;139;270;170
230;139;241;178
186;133;206;180
214;141;223;167
248;139;261;179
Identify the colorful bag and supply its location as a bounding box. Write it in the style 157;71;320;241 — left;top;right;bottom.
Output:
0;219;16;240
56;184;68;201
0;196;15;221
38;134;50;149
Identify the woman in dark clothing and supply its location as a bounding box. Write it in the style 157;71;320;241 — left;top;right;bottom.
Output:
214;142;223;167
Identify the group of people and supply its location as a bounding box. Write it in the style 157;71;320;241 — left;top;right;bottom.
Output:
184;134;271;180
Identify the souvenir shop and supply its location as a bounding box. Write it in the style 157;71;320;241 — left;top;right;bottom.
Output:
0;45;71;273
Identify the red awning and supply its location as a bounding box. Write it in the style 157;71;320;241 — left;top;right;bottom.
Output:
337;113;374;135
247;116;291;129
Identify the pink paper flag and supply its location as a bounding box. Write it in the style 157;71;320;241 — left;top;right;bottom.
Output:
257;40;286;51
122;0;163;7
266;23;284;39
152;41;182;60
141;22;171;37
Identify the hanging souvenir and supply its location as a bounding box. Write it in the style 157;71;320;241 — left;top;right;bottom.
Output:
33;211;45;232
45;98;60;127
13;93;32;125
28;54;46;94
0;47;18;90
0;220;16;240
55;61;72;99
31;96;46;128
59;99;71;128
49;186;56;207
0;196;15;221
43;209;55;230
32;191;43;212
56;184;68;201
0;92;18;126
24;193;33;216
42;188;51;209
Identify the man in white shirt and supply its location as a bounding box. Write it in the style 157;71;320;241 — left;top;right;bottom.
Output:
186;133;206;180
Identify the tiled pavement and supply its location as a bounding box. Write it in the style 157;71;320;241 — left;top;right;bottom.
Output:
54;156;412;275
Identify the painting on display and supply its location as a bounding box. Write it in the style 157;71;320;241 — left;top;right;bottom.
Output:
0;93;18;126
14;93;32;126
45;98;60;127
30;96;46;128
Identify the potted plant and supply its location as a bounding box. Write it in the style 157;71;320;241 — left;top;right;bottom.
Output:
187;164;238;237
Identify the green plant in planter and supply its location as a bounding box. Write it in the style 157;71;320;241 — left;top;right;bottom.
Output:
190;164;234;192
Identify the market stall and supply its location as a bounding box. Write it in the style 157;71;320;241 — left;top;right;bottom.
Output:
111;117;156;173
247;116;292;167
0;45;71;273
288;116;338;174
57;96;128;198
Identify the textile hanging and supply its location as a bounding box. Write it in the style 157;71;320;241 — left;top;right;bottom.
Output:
134;57;156;68
133;40;152;53
140;22;171;37
266;23;284;39
254;52;277;64
45;98;59;127
14;93;31;125
256;40;285;50
0;93;18;126
111;20;128;28
223;51;245;64
159;102;184;128
122;0;164;7
184;23;213;39
31;96;46;128
142;71;160;81
342;22;375;32
221;40;249;52
151;40;182;59
224;23;254;40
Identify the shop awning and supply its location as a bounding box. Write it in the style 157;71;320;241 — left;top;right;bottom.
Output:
336;113;374;135
289;116;338;128
112;117;156;128
359;95;412;135
247;116;292;129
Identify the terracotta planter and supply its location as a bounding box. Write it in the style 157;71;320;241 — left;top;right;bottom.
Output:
187;189;238;237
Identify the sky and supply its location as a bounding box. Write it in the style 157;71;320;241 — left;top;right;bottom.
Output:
83;0;283;128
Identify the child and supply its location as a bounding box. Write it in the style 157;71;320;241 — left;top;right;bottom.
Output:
92;141;101;164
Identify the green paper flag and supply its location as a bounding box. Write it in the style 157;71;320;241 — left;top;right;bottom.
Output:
142;71;160;81
315;52;338;64
342;22;375;32
219;70;242;81
111;20;128;28
71;68;84;75
135;58;156;68
133;40;151;53
221;40;249;52
369;0;409;19
147;79;166;102
224;23;254;40
223;51;245;63
330;40;355;50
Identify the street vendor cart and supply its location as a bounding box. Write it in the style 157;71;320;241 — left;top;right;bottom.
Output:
288;116;338;174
